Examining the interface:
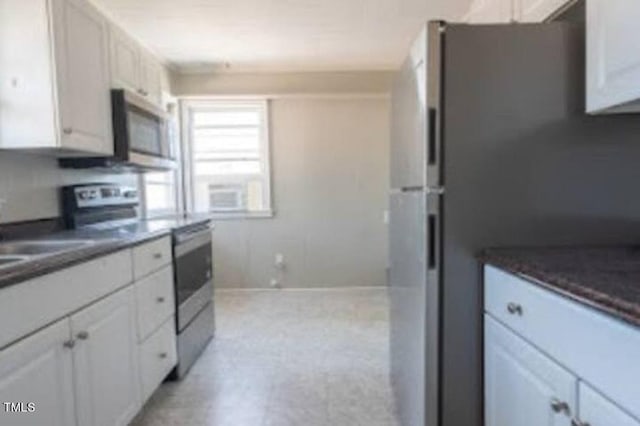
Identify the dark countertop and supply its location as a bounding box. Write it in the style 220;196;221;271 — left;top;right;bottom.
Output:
480;247;640;328
0;215;212;290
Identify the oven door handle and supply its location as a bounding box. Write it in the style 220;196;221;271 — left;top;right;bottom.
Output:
174;228;212;258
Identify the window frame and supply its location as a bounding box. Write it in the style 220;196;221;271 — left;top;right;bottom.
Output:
181;98;273;219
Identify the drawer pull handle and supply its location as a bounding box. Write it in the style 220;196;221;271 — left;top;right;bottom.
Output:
159;352;168;359
153;253;163;260
571;419;590;426
63;339;76;349
507;302;523;316
550;398;570;415
156;297;165;303
76;331;90;340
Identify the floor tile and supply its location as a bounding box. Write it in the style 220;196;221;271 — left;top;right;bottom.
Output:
132;287;398;426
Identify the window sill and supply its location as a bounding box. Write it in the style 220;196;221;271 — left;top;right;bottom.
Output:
208;210;274;220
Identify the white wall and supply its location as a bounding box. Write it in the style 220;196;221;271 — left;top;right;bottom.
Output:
0;151;136;223
173;70;393;96
209;97;390;288
173;70;392;288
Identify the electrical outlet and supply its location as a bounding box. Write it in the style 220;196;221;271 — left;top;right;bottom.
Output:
383;210;390;225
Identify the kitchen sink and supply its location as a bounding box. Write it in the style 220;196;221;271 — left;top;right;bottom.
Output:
0;256;29;269
0;240;94;257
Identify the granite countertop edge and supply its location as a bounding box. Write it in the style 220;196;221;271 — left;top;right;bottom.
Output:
479;250;640;329
0;230;171;289
0;215;213;290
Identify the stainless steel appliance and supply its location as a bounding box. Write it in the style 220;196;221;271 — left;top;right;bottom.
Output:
60;89;176;171
61;183;215;380
390;21;640;426
171;222;215;379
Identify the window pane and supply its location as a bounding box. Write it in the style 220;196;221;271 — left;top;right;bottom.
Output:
193;110;260;126
194;160;261;176
144;171;176;215
146;184;174;211
188;101;271;215
193;137;260;155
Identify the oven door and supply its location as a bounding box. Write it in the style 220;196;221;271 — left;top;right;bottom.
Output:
174;227;213;331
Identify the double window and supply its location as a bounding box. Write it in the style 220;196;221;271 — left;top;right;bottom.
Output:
183;100;272;218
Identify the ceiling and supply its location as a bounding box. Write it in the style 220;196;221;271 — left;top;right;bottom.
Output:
92;0;473;73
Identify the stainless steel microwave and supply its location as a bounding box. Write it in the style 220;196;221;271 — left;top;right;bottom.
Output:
59;89;176;171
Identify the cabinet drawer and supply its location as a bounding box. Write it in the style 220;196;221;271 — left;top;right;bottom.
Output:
578;382;640;426
485;266;640;420
132;237;171;280
135;266;175;341
0;250;132;350
139;318;176;403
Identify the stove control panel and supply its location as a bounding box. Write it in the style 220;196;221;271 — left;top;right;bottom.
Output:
72;184;139;209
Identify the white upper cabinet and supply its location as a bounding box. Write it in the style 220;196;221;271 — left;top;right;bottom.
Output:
52;0;112;155
110;26;141;93
586;0;640;114
109;23;165;108
465;0;513;23
0;0;112;155
139;54;164;107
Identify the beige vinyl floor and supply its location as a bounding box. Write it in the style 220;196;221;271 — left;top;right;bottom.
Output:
132;287;399;426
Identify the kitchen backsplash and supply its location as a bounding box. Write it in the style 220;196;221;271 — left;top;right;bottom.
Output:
0;151;137;223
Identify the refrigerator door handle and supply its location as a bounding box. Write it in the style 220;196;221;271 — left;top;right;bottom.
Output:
428;214;437;269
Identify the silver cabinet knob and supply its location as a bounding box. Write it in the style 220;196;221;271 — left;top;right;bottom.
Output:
550;398;570;415
159;352;168;359
63;339;76;349
156;296;165;303
507;302;523;316
63;127;73;135
76;331;90;340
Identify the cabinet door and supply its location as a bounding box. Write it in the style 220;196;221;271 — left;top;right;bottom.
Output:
71;286;140;426
485;316;576;426
586;0;640;113
466;0;513;23
0;319;75;426
51;0;113;155
110;25;141;93
139;54;163;107
515;0;568;22
577;383;640;426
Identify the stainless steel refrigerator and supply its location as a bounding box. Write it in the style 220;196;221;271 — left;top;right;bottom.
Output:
389;21;640;426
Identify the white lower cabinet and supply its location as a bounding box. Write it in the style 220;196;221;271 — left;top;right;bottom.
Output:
577;383;640;426
485;316;575;426
139;318;177;403
485;266;640;426
71;286;141;426
0;319;75;426
0;243;178;425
